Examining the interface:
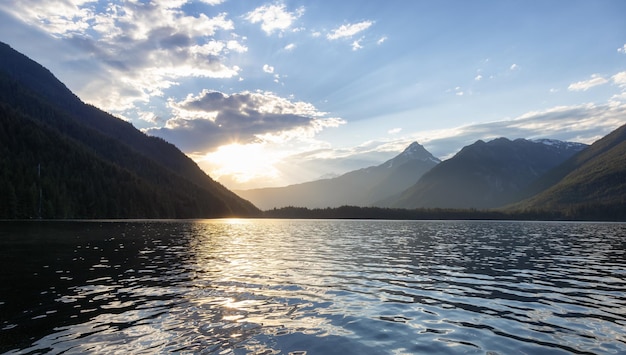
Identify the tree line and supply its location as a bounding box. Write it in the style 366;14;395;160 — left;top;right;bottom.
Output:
262;204;626;221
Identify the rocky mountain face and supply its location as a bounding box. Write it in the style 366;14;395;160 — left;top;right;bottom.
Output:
0;42;259;218
389;138;588;209
236;142;440;209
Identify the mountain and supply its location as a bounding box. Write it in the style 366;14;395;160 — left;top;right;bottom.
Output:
0;42;259;218
390;138;587;209
236;142;440;209
513;123;626;218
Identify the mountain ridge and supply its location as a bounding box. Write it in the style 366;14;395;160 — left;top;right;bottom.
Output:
513;123;626;218
236;142;440;209
0;41;259;218
389;137;588;209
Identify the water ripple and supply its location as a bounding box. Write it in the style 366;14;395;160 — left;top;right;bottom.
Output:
1;220;625;354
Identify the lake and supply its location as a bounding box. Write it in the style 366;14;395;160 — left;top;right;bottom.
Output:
1;219;625;354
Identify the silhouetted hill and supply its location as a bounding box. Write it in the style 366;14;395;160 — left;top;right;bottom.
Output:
513;123;626;219
390;138;587;209
0;42;259;218
236;142;440;209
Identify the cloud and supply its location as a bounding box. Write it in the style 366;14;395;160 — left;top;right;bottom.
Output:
327;21;373;40
451;86;464;96
377;36;387;45
618;44;626;54
612;71;626;87
226;40;248;53
279;140;403;183
351;39;363;51
284;43;296;51
0;1;246;114
412;102;626;159
245;4;304;35
474;74;483;81
300;102;626;175
388;128;402;134
510;63;519;71
568;74;609;91
146;90;345;152
263;64;275;73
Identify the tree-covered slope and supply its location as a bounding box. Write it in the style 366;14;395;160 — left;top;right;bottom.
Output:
514;123;626;218
0;42;259;218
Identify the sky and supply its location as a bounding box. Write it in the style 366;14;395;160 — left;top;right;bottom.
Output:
1;0;626;190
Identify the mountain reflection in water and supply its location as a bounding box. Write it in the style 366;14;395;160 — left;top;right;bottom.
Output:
1;219;625;354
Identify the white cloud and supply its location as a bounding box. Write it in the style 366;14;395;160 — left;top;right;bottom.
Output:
327;21;373;40
138;111;160;124
510;63;519;71
284;43;296;51
412;102;626;159
150;90;346;189
1;0;94;36
351;39;363;51
388;128;402;134
199;0;225;4
474;74;483;81
612;71;626;87
226;40;248;53
147;90;345;152
568;74;609;91
452;86;464;96
610;92;626;103
263;64;275;73
0;0;248;114
377;36;387;45
618;44;626;54
245;4;304;35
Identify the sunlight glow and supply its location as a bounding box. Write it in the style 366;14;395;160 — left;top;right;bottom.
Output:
193;143;282;185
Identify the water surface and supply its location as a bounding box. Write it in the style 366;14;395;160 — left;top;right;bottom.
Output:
1;219;625;354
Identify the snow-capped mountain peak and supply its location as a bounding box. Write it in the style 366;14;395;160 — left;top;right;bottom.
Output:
532;138;588;151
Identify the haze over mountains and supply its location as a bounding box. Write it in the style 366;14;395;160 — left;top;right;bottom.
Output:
240;136;594;211
236;142;440;209
1;41;625;220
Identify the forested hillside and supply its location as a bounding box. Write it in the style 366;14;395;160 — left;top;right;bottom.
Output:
0;42;259;218
513;123;626;219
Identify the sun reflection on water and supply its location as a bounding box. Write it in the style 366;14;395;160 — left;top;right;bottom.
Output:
2;220;626;354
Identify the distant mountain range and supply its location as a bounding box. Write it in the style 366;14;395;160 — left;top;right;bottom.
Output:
239;136;595;211
388;138;587;209
0;42;259;218
236;142;440;209
236;119;626;216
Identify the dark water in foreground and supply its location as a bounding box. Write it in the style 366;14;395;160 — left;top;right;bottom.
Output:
1;220;625;354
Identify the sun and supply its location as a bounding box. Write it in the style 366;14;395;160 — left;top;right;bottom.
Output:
193;143;281;187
